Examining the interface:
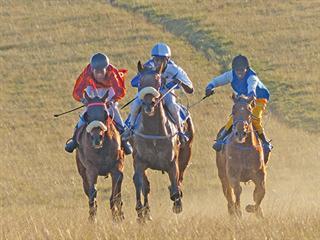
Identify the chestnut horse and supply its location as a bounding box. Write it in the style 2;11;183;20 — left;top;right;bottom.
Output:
75;89;124;222
131;62;194;222
216;95;266;218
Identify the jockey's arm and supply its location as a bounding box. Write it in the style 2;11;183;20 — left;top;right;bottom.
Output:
206;71;232;90
247;75;259;97
180;81;194;94
174;66;194;94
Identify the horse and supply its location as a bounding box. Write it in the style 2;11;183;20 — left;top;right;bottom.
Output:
75;89;125;222
130;62;194;222
216;94;266;218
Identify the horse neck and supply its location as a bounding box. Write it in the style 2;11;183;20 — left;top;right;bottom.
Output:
141;103;168;136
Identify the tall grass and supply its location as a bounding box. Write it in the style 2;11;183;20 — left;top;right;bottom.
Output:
1;1;319;239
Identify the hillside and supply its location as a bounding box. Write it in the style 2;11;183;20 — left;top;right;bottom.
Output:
1;1;319;239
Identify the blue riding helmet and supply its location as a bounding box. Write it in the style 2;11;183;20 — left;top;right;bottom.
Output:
90;52;109;70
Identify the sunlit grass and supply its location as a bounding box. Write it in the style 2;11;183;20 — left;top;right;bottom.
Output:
1;0;320;239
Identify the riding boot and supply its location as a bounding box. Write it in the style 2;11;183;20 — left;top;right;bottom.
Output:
212;128;231;152
118;128;133;155
121;125;133;141
65;128;79;153
121;139;133;155
258;132;273;152
178;126;189;145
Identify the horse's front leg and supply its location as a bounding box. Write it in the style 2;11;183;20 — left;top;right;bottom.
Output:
142;172;152;221
167;158;182;214
110;161;124;222
86;168;98;223
216;154;236;216
230;178;242;218
133;160;147;222
246;169;266;218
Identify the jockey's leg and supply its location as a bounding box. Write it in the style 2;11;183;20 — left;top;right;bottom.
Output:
109;102;133;155
252;100;273;152
212;116;233;151
164;93;188;144
122;96;141;140
65;112;86;153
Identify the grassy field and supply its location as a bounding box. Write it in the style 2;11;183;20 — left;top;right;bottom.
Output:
1;0;320;239
114;0;320;132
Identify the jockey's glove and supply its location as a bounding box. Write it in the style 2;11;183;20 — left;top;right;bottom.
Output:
80;98;88;105
205;86;215;97
165;79;181;89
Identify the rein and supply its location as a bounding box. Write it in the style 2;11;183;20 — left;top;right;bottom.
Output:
133;130;178;140
87;102;106;107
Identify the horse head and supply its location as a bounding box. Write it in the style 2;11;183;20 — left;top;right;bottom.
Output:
83;89;110;149
231;94;256;143
137;61;162;117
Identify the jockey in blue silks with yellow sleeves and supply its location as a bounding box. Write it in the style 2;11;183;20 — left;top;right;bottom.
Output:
205;55;273;152
123;43;194;144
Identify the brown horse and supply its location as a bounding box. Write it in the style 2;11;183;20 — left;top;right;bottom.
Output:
75;90;124;222
216;95;266;218
131;62;194;222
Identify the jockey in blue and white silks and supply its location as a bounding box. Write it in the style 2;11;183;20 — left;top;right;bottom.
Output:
205;55;272;152
125;43;194;143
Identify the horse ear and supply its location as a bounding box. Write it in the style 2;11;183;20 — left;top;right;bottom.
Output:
137;60;144;73
101;89;109;102
232;93;237;103
84;89;90;101
249;96;256;109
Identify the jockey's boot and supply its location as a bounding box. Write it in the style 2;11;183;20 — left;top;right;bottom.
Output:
258;132;273;152
121;139;133;155
120;127;133;155
121;126;133;141
178;131;189;145
212;128;231;152
65;129;78;153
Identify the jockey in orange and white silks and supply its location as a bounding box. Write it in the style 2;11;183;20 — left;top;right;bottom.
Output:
124;43;194;143
205;55;273;152
65;52;132;154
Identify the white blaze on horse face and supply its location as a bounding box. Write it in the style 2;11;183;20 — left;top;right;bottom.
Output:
139;87;160;99
86;120;108;133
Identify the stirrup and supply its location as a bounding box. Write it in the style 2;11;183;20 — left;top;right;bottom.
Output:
212;140;223;152
121;140;133;155
178;132;189;144
65;138;78;153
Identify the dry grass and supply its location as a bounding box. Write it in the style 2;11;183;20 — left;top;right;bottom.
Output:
1;1;320;239
114;0;320;132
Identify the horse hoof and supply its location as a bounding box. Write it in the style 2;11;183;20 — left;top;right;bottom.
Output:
136;217;146;224
255;207;264;219
235;209;242;218
143;209;153;221
145;214;153;221
113;212;125;222
88;215;97;223
172;199;183;214
245;204;255;213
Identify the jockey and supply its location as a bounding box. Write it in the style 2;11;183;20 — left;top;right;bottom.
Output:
124;43;194;143
205;54;273;152
64;52;133;155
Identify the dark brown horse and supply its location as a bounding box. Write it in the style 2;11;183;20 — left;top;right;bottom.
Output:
216;95;266;218
131;62;194;222
75;90;124;222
